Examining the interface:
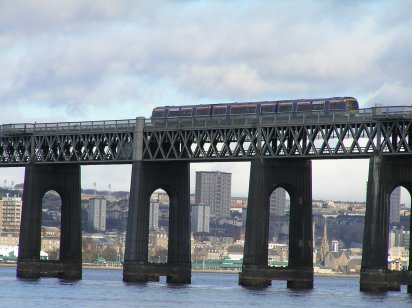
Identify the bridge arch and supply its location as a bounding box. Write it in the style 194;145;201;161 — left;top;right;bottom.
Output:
268;186;291;268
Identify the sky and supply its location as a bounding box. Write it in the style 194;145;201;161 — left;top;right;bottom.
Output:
1;1;412;202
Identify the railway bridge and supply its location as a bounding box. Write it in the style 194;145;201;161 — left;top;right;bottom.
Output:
2;106;412;292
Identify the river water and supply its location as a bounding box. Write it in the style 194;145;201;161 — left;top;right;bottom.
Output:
1;267;411;307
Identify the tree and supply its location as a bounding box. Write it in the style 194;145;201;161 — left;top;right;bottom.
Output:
102;246;119;261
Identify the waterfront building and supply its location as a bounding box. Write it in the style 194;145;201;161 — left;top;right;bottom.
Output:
191;203;210;233
0;233;19;246
195;171;232;219
0;195;22;234
41;226;60;259
88;197;107;232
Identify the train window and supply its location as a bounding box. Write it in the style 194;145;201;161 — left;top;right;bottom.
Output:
261;104;274;113
230;105;257;114
277;103;293;113
329;100;346;110
346;99;359;110
168;108;180;117
297;102;311;112
152;109;165;118
311;101;325;111
213;106;227;115
181;108;193;117
196;107;210;116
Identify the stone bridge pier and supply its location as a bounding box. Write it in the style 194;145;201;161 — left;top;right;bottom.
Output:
17;164;82;279
239;159;313;288
361;155;412;292
123;161;191;283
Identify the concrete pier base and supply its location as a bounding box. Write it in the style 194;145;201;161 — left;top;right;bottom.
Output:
17;260;82;280
360;269;412;292
123;262;191;283
239;265;313;288
123;161;191;284
240;159;313;289
239;266;272;287
17;164;82;280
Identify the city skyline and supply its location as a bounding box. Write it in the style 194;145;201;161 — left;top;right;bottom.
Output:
1;2;411;203
1;159;411;204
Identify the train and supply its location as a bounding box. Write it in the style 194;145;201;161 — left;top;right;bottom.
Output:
151;97;359;120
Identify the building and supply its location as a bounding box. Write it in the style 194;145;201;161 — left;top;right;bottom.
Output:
389;226;410;248
0;195;22;235
0;233;19;246
41;226;61;259
332;240;339;252
195;171;231;219
88;197;107;232
389;187;401;224
323;251;350;272
269;215;289;243
270;188;287;216
149;202;160;230
191;203;210;233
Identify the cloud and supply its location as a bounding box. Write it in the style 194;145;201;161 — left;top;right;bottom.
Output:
2;0;411;119
367;81;412;106
0;0;140;35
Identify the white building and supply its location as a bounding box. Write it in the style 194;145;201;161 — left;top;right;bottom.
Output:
88;197;107;232
191;203;210;233
0;195;22;234
149;202;160;230
389;187;401;224
332;240;339;252
270;188;287;216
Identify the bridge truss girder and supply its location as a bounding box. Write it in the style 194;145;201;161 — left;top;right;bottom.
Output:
0;132;134;165
142;120;412;160
0;119;411;165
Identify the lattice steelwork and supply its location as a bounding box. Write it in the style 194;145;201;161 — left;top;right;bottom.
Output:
143;123;410;160
1;107;412;165
143;107;412;161
0;120;135;166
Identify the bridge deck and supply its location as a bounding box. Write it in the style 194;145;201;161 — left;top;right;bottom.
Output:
0;106;411;165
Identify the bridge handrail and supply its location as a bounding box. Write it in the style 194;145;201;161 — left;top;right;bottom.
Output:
1;106;411;135
0;119;137;135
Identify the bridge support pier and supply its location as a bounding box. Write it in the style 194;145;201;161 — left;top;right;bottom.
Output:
17;164;82;279
123;161;191;284
361;155;412;292
239;159;313;288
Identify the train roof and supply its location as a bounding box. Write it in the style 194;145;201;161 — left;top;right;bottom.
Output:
153;97;357;109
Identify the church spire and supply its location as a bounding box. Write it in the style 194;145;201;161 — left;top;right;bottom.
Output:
320;216;329;264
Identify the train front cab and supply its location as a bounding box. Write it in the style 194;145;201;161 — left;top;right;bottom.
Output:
151;107;167;127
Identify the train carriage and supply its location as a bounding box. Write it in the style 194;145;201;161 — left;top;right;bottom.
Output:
151;97;359;122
